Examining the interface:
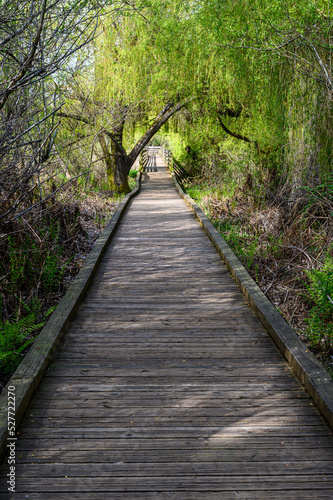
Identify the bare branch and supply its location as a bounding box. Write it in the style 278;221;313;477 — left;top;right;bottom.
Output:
57;112;94;126
0;0;47;110
10;170;91;221
128;97;194;166
0;104;63;153
217;113;252;144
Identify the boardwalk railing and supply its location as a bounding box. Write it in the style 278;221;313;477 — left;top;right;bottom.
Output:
172;158;190;186
139;148;148;171
140;146;175;173
162;147;172;169
162;147;189;187
141;145;190;186
139;146;162;171
146;146;162;156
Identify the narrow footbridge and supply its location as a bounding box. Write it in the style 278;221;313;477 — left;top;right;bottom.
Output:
1;155;333;499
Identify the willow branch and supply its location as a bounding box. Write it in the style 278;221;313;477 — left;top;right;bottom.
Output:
57;112;94;126
217;114;252;143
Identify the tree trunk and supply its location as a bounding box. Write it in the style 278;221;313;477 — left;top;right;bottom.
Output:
98;133;115;190
107;98;192;194
105;105;131;194
114;152;131;194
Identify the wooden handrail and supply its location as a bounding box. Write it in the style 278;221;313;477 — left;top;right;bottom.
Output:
162;147;189;186
139;148;148;171
161;147;173;169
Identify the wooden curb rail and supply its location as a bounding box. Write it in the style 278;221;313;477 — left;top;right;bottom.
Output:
0;174;141;463
169;170;333;431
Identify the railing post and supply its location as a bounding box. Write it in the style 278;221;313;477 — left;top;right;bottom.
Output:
139;148;148;172
165;149;173;170
160;147;173;170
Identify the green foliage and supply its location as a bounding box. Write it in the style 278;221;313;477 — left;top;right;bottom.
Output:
1;224;71;375
41;251;68;291
214;219;259;268
7;236;27;288
129;169;138;179
128;176;137;190
53;0;333;198
0;304;56;377
305;256;333;349
186;185;213;202
6;233;70;297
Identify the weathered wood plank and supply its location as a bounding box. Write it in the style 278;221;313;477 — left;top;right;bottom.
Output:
5;492;333;500
33;381;312;395
16;426;332;439
42;367;295;379
1;476;333;492
6;462;333;477
1;157;333;498
13;436;333;450
15;448;333;463
28;397;314;408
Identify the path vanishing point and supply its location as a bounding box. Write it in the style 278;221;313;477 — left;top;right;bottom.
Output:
1;155;333;499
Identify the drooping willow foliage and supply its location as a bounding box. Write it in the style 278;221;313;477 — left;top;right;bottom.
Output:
60;0;333;196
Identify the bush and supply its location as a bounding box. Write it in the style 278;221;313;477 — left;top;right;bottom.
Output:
305;256;333;349
0;304;55;376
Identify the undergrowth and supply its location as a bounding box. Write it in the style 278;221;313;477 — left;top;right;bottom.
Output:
0;184;120;387
0;303;55;377
305;256;333;352
185;176;333;377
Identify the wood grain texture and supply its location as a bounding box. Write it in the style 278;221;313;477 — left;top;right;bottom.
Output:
0;177;141;462
1;157;333;498
170;170;333;430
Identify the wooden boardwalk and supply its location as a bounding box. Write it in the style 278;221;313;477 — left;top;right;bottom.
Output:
1;156;333;498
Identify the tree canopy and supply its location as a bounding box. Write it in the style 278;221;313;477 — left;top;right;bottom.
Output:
2;0;333;201
76;0;333;195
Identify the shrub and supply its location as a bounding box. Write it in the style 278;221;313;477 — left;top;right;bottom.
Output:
305;256;333;349
0;304;55;376
129;169;138;178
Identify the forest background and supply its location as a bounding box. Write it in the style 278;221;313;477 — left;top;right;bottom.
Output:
1;0;333;385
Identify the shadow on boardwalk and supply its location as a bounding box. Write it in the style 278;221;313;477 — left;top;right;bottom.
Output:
1;156;333;499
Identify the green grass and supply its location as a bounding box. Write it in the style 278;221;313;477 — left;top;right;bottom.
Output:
128;170;138;190
212;219;260;268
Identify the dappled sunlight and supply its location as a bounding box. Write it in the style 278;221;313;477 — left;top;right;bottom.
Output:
2;159;333;498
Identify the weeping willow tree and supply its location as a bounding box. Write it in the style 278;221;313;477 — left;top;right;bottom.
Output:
168;0;333;197
58;0;333;195
86;3;201;193
170;0;333;197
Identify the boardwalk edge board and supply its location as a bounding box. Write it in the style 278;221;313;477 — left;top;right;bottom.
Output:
0;174;141;463
169;170;333;431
